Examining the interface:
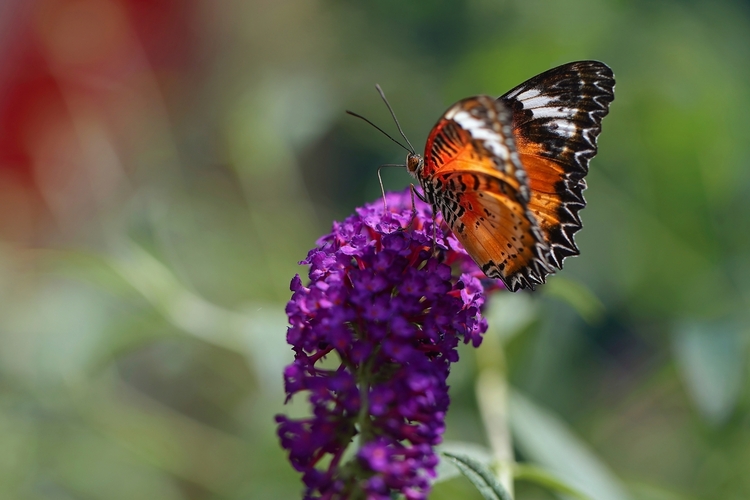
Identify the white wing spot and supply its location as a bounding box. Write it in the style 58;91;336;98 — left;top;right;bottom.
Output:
530;106;577;120
520;95;555;110
516;88;541;100
547;119;579;137
452;110;509;160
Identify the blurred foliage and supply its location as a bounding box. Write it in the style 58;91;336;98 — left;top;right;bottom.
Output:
1;0;750;498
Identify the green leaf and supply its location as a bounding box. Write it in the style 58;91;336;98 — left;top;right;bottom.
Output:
484;292;539;342
542;277;605;324
509;390;632;500
435;442;494;484
672;320;747;425
626;480;698;500
514;464;592;500
441;451;512;500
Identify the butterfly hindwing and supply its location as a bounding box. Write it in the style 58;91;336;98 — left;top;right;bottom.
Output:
500;61;615;268
438;172;552;291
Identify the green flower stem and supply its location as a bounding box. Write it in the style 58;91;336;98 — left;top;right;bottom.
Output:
475;331;514;499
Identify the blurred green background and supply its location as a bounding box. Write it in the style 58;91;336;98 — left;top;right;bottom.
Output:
0;0;749;498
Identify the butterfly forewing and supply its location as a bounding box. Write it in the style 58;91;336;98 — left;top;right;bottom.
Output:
421;96;552;291
500;61;615;268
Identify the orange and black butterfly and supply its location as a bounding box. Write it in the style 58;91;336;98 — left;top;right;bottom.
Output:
350;61;615;291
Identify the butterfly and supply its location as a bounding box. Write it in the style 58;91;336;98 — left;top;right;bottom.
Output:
350;61;615;291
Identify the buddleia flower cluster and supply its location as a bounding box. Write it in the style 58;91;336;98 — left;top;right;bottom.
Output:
276;189;491;499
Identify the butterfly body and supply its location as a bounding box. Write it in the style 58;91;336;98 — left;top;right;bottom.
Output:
406;61;615;291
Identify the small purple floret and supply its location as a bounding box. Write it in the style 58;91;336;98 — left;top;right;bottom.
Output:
277;189;490;499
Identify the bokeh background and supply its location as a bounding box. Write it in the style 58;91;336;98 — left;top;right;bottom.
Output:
1;0;749;498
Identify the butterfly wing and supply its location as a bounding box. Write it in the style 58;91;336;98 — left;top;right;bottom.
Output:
422;96;552;291
500;61;615;268
438;171;553;291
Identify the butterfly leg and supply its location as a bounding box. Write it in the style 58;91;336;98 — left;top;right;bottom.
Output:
376;164;413;213
408;185;440;254
431;212;438;256
377;165;388;211
411;183;427;204
406;184;440;256
402;183;426;231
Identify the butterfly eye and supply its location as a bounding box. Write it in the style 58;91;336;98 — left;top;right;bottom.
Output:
406;153;422;174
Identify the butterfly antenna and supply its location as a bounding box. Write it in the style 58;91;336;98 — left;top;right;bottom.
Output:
346;110;411;154
375;84;416;154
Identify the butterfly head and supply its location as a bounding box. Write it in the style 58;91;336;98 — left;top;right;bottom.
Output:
406;152;423;178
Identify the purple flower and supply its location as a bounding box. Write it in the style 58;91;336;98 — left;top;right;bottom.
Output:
276;189;491;499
